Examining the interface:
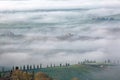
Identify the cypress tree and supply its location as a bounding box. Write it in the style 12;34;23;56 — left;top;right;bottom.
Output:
30;65;32;70
23;65;26;70
12;66;14;70
27;65;29;70
33;65;36;69
60;63;62;67
37;65;39;69
54;64;55;67
40;64;42;68
50;64;52;68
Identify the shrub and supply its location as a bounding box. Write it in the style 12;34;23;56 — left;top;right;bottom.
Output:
71;77;79;80
11;70;33;80
35;72;53;80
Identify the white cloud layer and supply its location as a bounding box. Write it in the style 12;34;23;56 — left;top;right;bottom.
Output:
0;0;120;11
0;0;120;67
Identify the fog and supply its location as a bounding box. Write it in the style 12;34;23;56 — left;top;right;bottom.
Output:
91;65;120;80
0;0;120;11
0;0;120;66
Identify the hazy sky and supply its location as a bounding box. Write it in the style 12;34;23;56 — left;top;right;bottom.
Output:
0;0;120;10
0;0;120;67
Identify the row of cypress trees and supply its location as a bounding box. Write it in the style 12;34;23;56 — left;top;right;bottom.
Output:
12;63;70;71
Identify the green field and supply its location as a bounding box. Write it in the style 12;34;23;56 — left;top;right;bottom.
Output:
31;64;114;80
1;63;119;80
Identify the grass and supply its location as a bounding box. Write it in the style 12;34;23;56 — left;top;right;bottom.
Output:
30;64;106;80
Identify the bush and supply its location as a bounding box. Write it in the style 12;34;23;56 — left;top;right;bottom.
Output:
35;72;53;80
11;70;33;80
71;77;79;80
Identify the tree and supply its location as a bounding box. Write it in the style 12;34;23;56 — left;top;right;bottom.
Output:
11;67;23;80
11;67;33;80
30;65;32;70
33;65;36;69
12;66;15;70
23;65;26;70
2;67;4;72
54;64;55;67
50;64;52;68
47;65;49;68
108;59;111;63
27;65;29;70
35;72;53;80
37;65;39;69
20;66;22;70
60;64;62;67
40;64;42;68
0;72;1;78
72;77;79;80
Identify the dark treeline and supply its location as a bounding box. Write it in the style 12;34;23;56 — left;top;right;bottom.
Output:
0;62;71;73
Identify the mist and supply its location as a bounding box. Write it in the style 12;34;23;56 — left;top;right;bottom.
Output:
0;0;120;67
91;65;120;80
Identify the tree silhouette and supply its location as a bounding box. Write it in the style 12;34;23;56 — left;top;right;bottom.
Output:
23;65;26;70
37;65;39;69
33;65;36;69
40;64;42;68
27;65;29;70
30;65;32;70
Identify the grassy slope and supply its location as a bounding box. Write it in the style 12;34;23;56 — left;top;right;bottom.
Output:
33;64;104;80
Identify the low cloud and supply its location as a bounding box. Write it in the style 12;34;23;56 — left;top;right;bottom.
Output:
0;0;120;11
0;0;120;66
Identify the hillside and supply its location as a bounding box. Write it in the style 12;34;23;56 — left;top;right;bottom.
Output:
31;64;112;80
1;64;119;80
